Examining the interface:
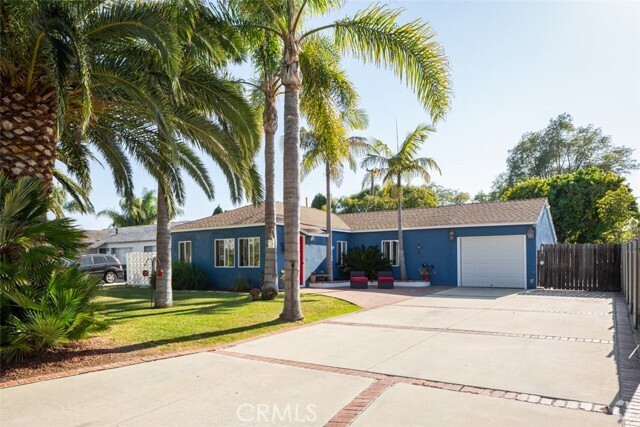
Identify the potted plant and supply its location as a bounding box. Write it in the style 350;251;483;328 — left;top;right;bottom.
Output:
418;264;436;282
249;288;260;301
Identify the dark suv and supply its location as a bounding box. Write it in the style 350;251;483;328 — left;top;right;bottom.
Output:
78;254;124;283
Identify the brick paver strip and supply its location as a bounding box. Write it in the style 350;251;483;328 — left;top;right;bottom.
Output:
324;379;395;426
325;320;614;344
215;349;612;416
613;293;640;426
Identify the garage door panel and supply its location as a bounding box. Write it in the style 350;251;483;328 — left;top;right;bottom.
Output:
460;235;525;288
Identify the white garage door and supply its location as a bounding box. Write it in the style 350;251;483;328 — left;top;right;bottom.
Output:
459;235;526;288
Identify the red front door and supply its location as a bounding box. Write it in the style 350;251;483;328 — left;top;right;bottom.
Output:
299;235;305;286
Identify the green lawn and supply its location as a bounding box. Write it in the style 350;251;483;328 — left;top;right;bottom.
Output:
95;286;359;355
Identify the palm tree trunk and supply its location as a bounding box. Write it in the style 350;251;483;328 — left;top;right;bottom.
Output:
280;36;303;321
325;162;333;282
397;176;407;280
155;182;173;308
262;92;278;296
0;88;57;189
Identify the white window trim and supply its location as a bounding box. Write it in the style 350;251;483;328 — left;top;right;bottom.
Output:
214;238;235;268
381;240;400;267
337;241;348;266
178;241;191;264
238;237;260;268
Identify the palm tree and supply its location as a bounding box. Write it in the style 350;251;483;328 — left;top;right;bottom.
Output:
361;124;441;280
0;0;180;190
301;108;370;282
88;3;261;308
97;189;159;227
243;28;361;298
231;1;451;320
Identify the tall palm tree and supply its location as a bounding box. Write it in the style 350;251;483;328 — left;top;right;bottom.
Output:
97;189;159;227
231;1;451;321
243;29;360;298
90;2;261;308
0;0;180;190
361;124;441;280
301;108;369;282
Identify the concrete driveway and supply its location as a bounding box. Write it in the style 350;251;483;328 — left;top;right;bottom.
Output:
0;287;620;426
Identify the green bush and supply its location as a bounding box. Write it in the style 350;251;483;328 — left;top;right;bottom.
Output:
172;262;208;290
1;175;107;362
149;262;208;290
232;275;251;292
341;245;392;279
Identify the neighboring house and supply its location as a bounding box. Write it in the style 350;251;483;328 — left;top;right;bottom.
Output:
171;198;557;290
80;229;113;254
88;223;184;265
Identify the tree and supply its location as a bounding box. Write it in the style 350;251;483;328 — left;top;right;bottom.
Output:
212;205;224;215
242;23;365;300
335;185;438;214
101;2;261;309
97;189;158;227
427;184;470;206
0;0;180;191
493;113;638;195
362;124;441;280
503;168;639;243
233;1;451;321
301;108;369;282
310;193;327;210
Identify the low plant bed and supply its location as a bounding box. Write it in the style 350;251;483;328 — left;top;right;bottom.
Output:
0;286;360;383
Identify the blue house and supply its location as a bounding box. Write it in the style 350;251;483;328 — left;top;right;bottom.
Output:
171;198;556;290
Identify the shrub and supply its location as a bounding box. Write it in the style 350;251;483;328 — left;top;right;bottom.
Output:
1;175;106;362
149;262;208;290
1;268;108;362
172;262;208;290
232;275;251;292
341;245;392;279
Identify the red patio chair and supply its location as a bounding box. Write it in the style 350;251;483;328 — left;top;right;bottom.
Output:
377;271;394;289
350;271;369;289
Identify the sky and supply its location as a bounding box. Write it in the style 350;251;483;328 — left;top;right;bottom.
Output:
72;0;640;230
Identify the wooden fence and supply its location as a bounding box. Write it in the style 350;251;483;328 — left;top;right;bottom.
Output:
537;243;621;291
622;237;640;329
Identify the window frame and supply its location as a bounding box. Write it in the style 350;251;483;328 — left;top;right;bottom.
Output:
337;241;348;266
178;241;192;264
381;240;400;267
214;238;235;268
238;237;261;268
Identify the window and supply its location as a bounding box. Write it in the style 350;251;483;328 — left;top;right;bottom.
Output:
93;255;108;264
337;241;348;266
178;241;191;263
80;256;92;267
239;237;260;267
98;248;108;254
144;245;156;253
215;239;235;267
381;240;399;266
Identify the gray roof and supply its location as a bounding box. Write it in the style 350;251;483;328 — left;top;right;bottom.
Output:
174;198;548;233
90;222;185;247
339;198;548;231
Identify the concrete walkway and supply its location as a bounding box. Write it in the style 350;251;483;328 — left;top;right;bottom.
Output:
0;287;621;426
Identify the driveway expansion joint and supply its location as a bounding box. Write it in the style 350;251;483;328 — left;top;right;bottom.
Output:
325;320;614;344
398;303;613;316
215;349;612;417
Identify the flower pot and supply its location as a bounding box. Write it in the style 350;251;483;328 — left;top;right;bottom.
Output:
249;289;260;301
422;274;430;282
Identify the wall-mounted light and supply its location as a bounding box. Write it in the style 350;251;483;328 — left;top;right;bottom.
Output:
309;235;315;242
527;225;535;239
449;230;456;241
267;238;276;249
